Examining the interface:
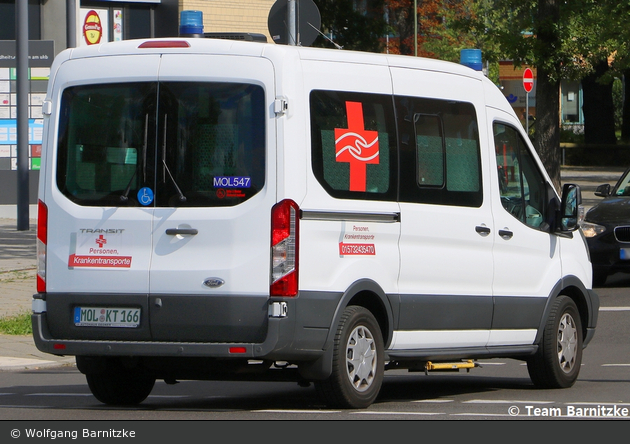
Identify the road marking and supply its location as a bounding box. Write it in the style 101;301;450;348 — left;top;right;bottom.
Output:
600;307;630;311
563;401;630;406
602;363;630;367
463;399;554;404
0;405;52;409
352;411;443;416
25;393;93;396
451;413;513;417
254;409;341;414
412;399;454;403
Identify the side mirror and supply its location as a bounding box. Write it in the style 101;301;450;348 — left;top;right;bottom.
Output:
594;184;611;197
558;183;581;232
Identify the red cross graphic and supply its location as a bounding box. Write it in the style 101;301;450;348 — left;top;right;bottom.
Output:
335;101;380;192
95;235;107;248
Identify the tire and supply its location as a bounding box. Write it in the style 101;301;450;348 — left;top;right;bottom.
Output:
527;295;583;389
85;361;155;406
315;306;384;409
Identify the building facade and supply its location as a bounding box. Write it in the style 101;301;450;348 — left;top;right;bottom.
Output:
0;1;580;209
0;0;280;208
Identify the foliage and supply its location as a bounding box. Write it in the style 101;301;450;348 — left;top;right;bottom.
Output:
0;312;32;336
312;0;389;52
613;78;623;132
312;0;630;184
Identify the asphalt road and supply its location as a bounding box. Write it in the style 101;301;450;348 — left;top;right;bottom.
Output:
0;280;627;422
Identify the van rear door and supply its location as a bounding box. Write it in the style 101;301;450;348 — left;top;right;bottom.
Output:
147;55;276;342
45;55;160;296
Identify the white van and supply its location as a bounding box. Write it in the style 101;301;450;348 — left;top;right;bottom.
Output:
33;37;599;409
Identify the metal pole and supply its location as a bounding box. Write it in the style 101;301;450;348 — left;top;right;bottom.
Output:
414;0;417;56
526;92;529;134
288;0;296;46
16;0;29;230
67;0;77;48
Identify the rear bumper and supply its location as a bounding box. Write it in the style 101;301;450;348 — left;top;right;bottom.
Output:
31;290;342;362
32;311;320;360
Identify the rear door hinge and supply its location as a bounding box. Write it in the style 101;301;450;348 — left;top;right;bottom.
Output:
274;97;288;116
42;100;52;116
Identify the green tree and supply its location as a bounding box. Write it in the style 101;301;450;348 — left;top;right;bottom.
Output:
455;1;630;187
421;0;488;63
312;0;388;52
452;0;591;189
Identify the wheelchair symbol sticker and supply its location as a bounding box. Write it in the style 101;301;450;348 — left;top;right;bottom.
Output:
137;187;154;206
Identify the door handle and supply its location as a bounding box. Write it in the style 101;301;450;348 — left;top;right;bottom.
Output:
475;225;491;236
166;228;198;236
498;229;513;240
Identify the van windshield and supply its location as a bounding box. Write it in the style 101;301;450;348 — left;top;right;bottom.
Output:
56;81;266;207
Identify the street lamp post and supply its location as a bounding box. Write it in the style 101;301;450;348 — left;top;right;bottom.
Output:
16;0;29;231
414;0;417;57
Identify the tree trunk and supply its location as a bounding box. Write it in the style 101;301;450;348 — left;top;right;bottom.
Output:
621;69;630;143
581;59;617;145
534;66;562;192
534;0;562;191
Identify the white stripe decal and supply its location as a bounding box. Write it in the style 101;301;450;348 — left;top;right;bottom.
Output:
390;329;536;350
600;307;630;311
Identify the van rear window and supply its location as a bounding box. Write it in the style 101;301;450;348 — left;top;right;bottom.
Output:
56;81;265;207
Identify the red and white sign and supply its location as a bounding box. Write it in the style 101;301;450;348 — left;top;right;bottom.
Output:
523;68;534;93
83;10;103;45
69;230;132;268
335;102;380;192
79;8;109;47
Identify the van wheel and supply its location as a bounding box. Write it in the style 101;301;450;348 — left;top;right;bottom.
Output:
315;306;384;409
527;295;583;389
86;366;155;405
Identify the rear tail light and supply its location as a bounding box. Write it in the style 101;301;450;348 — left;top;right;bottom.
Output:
270;199;299;296
36;200;47;293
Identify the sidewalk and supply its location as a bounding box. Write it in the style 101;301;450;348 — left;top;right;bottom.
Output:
0;166;625;371
0;217;75;371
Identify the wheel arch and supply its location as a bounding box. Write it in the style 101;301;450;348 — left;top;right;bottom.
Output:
297;278;395;381
335;279;395;349
535;276;599;347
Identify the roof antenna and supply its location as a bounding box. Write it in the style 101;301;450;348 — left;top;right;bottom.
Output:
307;22;343;50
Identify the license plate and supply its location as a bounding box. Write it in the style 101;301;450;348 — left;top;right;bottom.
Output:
621;248;630;260
74;307;140;328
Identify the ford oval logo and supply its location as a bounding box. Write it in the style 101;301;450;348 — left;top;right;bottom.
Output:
203;278;225;288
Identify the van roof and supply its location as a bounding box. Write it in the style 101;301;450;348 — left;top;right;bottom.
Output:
61;37;486;80
54;37;509;112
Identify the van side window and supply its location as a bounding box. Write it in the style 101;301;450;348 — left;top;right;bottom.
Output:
494;123;547;229
397;97;482;207
310;90;397;201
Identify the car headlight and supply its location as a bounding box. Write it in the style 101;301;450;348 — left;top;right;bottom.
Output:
580;221;606;238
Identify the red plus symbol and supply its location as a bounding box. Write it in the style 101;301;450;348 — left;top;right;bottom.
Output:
95;235;107;248
335;101;380;192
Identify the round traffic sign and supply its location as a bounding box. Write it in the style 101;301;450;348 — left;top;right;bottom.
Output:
523;68;534;93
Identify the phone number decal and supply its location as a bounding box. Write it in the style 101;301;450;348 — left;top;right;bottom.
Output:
339;242;376;255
